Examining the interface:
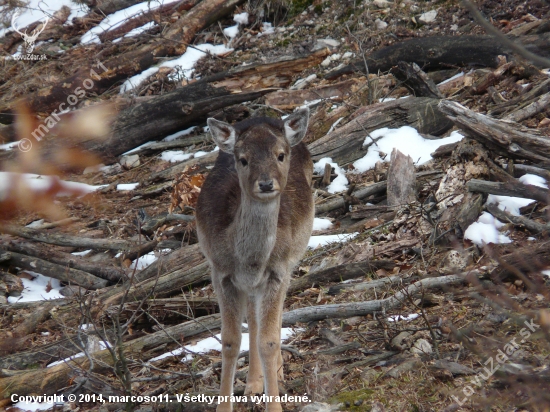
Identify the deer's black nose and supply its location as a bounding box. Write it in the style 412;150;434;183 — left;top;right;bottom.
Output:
259;180;274;192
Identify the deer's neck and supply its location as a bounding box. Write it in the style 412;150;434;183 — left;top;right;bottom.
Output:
233;194;279;269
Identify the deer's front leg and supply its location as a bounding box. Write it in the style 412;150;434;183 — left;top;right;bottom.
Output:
217;277;246;412
244;297;264;395
258;279;287;412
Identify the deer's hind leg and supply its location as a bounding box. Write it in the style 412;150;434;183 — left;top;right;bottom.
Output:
244;296;264;395
216;276;246;412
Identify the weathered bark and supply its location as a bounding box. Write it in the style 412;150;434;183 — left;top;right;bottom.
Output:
0;224;136;250
486;203;550;234
327;274;412;295
467;179;550;204
1;0;245;117
287;260;395;295
2;240;124;282
315;181;387;215
308;97;453;167
326;34;550;80
387;149;416;206
391;62;443;99
282;271;483;325
439;100;550;163
504;91;550;123
264;79;362;110
4;251;108;289
489;78;550;117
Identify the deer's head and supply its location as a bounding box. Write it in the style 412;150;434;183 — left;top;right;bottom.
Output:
208;108;309;202
11;12;49;54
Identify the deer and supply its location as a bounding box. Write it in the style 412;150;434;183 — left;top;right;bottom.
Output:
11;12;49;54
196;108;314;412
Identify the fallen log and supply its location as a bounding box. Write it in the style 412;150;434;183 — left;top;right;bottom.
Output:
308;97;453;166
467;179;550;204
0;314;221;400
486;203;550;234
1;0;246;117
0;224;136;250
288;260;395;295
2;240;125;282
326;34;550;80
282;270;483;325
327;274;412;295
513;164;550;181
4;251;108;289
439;100;550;163
504;91;550;123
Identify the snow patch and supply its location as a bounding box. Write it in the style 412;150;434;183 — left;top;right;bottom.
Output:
160;151;193;162
486;174;548;216
313;218;333;231
464;212;511;246
8;272;63;304
352;127;464;173
313;157;349;193
308;233;359;249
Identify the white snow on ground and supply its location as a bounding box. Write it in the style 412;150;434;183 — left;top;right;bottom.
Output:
72;249;92;256
47;340;111;367
353;127;464;173
313;157;348;193
542;270;550;278
113;21;155;42
233;12;249;25
313;217;333;231
0;172;104;199
26;219;44;228
193;150;209;158
150;326;296;362
161;151;193;162
81;0;178;44
0;0;89;38
122;141;155;155
257;22;275;36
223;24;239;38
10;401;60;411
487;174;548;216
308;233;359;249
130;251;158;270
117;183;139;191
8;272;63;303
120;43;232;93
163;126;197;141
464;212;511;246
437;71;465;86
0;141;20;151
388;313;420;322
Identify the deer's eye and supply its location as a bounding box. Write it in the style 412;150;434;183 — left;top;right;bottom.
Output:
278;153;285;162
239;158;248;167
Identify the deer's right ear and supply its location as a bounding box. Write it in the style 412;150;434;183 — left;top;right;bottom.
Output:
207;118;236;153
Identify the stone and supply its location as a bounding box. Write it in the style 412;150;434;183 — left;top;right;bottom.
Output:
301;402;342;412
312;38;341;51
120;154;140;169
375;18;388;30
419;10;437;23
410;338;433;354
373;0;392;8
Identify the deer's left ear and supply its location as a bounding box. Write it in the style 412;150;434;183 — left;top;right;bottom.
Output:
283;107;309;146
207;118;237;153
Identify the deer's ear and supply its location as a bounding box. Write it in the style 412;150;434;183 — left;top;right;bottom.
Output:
207;118;237;153
283;108;309;146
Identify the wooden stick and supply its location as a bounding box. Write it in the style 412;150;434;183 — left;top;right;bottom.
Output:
1;224;137;250
467;179;550;204
486;203;550;234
